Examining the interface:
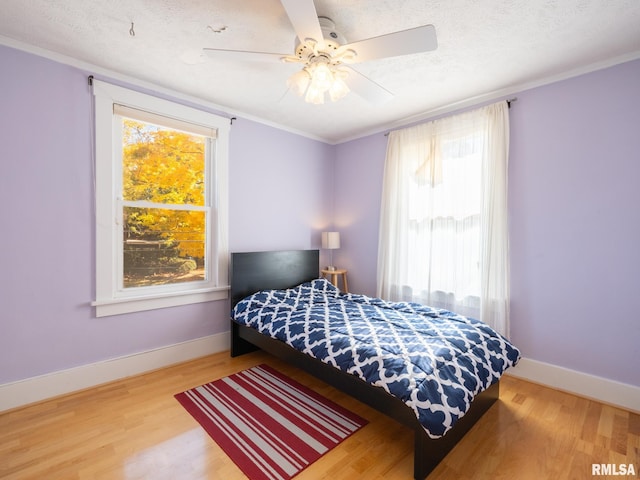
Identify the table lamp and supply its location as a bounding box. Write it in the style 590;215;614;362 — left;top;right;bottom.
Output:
321;231;340;271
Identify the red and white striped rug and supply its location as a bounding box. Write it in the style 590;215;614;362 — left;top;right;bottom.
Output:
175;364;368;480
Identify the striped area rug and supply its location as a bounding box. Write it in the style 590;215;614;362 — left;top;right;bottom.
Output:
175;364;368;480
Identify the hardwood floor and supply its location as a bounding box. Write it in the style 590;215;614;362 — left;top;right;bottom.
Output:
1;351;638;479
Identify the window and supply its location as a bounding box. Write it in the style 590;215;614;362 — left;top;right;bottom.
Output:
378;101;510;335
405;132;483;315
92;80;229;317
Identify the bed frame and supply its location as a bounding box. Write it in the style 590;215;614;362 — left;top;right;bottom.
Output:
229;249;499;480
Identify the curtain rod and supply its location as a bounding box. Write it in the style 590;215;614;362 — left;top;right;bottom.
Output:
87;75;237;125
383;97;518;136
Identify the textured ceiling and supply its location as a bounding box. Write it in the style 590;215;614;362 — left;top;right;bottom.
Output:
1;0;640;143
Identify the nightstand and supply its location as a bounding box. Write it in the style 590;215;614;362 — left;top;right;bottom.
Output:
321;268;349;293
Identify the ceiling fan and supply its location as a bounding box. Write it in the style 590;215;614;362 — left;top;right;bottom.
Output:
203;0;437;105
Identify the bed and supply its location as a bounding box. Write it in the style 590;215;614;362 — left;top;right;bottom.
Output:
229;249;520;479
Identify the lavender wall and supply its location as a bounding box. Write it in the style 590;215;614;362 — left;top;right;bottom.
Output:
2;41;638;390
0;45;333;384
229;119;335;255
333;134;387;295
335;58;640;387
507;59;640;387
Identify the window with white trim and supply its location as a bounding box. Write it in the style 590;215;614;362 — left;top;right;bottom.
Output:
92;80;229;317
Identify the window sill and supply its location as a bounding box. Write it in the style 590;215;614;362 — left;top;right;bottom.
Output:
92;286;229;317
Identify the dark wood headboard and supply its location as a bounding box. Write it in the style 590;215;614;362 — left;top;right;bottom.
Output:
229;249;320;307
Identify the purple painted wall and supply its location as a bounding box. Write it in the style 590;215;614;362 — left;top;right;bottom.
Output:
0;44;333;384
507;60;640;387
335;58;640;387
229;119;335;255
333;134;387;295
2;41;638;390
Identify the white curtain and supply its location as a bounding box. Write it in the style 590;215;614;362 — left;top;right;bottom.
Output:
376;101;510;337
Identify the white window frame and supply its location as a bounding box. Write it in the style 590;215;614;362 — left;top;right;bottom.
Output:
92;80;229;317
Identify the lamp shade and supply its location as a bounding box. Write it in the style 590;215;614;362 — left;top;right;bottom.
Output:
321;231;340;250
287;69;311;97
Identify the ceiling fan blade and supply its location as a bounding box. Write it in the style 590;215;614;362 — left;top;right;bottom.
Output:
280;0;323;42
344;67;394;105
340;24;437;63
203;48;287;62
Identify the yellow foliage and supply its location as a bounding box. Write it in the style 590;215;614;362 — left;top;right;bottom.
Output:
122;120;207;259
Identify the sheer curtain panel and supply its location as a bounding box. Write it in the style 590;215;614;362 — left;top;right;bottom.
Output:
376;101;510;336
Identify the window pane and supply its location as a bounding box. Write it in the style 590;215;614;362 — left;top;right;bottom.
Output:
406;133;482;300
122;119;206;206
123;207;206;288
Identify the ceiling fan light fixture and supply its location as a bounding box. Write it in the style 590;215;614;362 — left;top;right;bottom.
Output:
329;75;350;102
287;69;311;96
308;61;334;91
305;85;326;104
289;58;352;104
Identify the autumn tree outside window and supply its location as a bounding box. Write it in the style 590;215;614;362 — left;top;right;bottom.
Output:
92;80;229;317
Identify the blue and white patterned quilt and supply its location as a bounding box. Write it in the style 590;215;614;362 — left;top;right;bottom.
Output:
231;278;521;438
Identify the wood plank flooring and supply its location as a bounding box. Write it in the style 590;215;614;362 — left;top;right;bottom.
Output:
1;350;638;479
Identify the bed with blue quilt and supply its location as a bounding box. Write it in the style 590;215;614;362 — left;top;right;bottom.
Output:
229;249;521;479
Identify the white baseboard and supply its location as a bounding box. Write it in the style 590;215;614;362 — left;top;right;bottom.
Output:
0;332;230;413
506;358;640;413
3;343;638;415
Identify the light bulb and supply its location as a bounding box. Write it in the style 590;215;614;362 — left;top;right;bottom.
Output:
305;85;325;104
310;63;334;92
